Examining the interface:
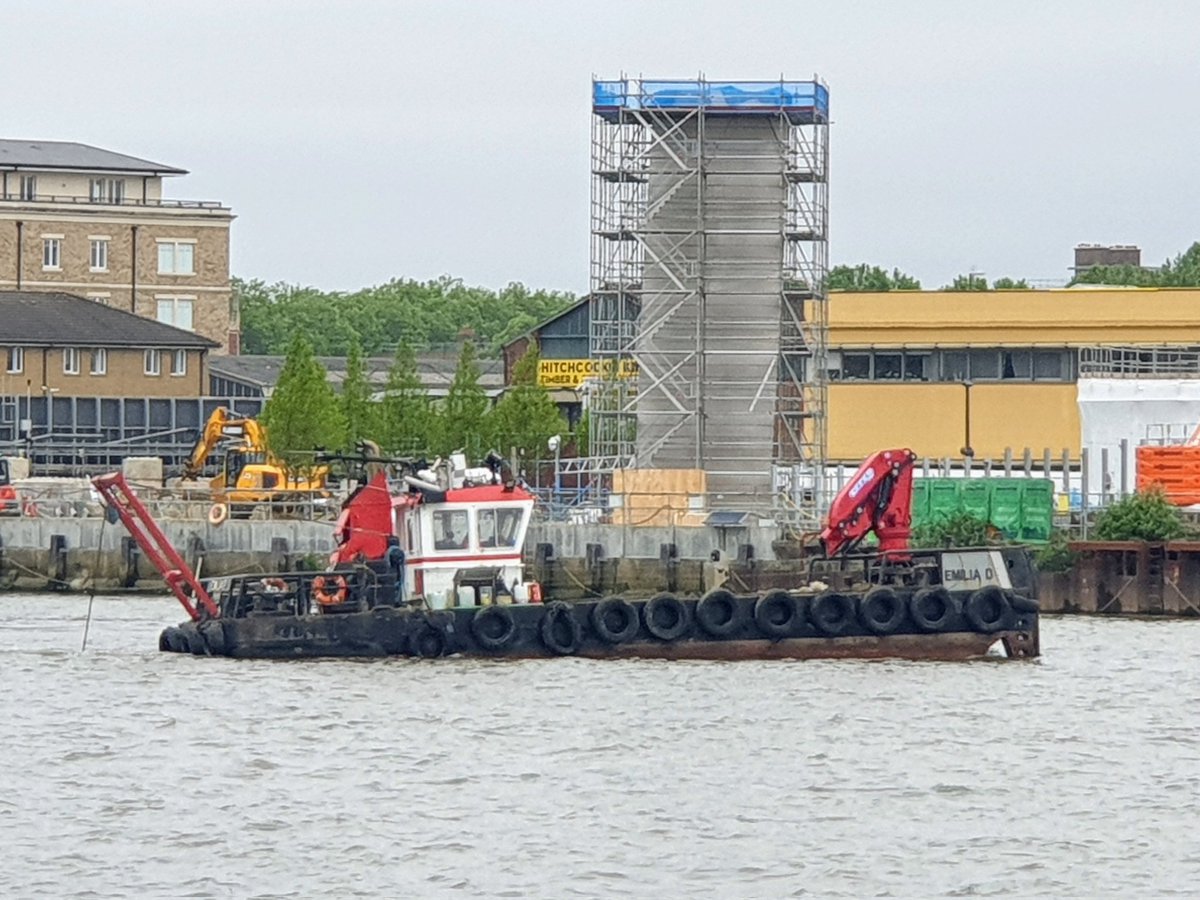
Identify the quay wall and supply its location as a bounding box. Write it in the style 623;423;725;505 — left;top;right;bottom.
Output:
4;517;1200;617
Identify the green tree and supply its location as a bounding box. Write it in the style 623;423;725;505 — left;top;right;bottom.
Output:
435;342;492;458
341;338;375;448
379;341;432;456
827;264;921;291
992;277;1030;289
1093;487;1189;541
236;275;575;356
940;274;990;291
490;346;568;467
911;511;993;548
261;333;346;475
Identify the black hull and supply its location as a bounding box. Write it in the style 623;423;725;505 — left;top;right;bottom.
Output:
159;590;1040;662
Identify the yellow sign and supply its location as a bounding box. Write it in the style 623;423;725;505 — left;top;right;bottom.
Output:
538;358;639;389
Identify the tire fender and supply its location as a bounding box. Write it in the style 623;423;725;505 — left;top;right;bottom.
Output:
471;605;517;651
909;587;957;633
858;587;906;635
753;590;798;640
695;589;744;638
540;601;582;655
642;593;691;642
590;596;640;644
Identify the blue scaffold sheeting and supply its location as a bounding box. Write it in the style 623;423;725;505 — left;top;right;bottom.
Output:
593;78;829;123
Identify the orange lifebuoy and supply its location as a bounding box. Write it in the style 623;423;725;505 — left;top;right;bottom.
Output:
312;573;348;606
208;503;229;526
260;577;288;594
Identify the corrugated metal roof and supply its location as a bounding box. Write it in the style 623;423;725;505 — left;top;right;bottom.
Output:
0;292;217;348
0;140;186;175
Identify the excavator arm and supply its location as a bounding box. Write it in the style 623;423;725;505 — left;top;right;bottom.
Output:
182;407;271;480
820;448;917;558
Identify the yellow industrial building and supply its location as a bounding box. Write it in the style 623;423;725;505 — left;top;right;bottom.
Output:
827;287;1200;462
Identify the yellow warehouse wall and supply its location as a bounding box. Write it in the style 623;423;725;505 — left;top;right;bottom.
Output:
828;288;1200;346
828;383;1080;461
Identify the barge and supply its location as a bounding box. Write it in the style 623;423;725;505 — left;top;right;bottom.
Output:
93;448;1040;662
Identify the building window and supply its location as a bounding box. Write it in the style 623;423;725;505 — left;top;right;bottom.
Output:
90;348;107;376
5;347;23;374
874;352;903;380
63;347;81;375
156;297;195;331
144;349;161;376
171;350;187;376
19;175;36;201
157;241;195;275
89;178;125;204
42;237;62;270
89;238;109;272
1033;350;1065;380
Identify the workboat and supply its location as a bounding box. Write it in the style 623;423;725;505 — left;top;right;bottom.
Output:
92;448;1040;662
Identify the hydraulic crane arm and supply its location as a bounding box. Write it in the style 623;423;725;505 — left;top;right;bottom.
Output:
820;448;917;558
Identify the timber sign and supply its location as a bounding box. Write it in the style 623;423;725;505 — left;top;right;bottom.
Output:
537;358;639;389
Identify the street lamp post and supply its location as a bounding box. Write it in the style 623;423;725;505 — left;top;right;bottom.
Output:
548;434;562;511
960;379;974;459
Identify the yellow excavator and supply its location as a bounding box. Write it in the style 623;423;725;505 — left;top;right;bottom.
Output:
182;408;329;516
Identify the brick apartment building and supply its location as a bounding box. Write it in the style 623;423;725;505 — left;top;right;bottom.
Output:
0;140;237;353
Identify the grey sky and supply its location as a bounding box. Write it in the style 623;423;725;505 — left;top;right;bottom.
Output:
8;1;1199;293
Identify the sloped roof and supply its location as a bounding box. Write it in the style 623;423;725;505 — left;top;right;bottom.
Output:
0;140;186;175
0;292;217;348
209;352;504;397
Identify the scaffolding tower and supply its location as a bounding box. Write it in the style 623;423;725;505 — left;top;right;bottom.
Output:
589;76;830;525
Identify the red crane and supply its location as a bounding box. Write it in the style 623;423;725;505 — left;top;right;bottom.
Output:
820;448;917;558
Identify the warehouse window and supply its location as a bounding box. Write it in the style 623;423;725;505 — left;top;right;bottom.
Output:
834;349;1074;383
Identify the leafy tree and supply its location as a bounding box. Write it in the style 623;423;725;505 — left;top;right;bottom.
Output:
490;346;568;467
911;512;993;548
1093;487;1189;541
940;274;990;291
261;333;346;475
1034;530;1078;573
341;338;374;448
992;277;1030;289
435;342;492;458
236;275;574;356
379;341;432;456
827;264;921;292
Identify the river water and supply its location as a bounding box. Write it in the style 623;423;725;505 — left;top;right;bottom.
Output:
2;593;1198;899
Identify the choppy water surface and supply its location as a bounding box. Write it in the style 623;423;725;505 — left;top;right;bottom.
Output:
2;594;1199;898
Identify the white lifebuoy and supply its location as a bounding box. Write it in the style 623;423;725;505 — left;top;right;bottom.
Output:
208;503;229;526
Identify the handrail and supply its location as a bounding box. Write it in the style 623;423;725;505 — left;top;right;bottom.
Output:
0;193;227;210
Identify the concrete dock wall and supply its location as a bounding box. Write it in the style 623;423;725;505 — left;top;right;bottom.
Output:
5;517;1200;617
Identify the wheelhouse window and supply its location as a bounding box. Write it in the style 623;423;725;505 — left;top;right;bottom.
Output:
6;347;24;374
478;508;523;549
157;240;195;275
433;509;469;551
